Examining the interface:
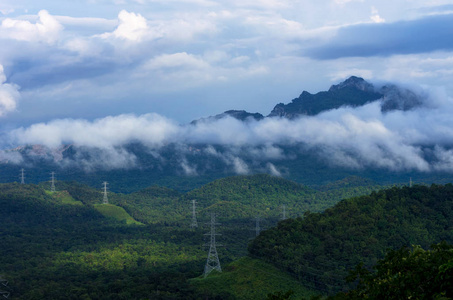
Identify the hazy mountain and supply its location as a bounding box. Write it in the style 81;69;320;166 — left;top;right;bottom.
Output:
0;76;450;192
268;76;425;118
191;110;264;124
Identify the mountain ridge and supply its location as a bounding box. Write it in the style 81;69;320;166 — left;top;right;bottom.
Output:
190;76;425;122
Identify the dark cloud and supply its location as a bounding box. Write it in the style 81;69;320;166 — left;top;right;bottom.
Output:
305;14;453;60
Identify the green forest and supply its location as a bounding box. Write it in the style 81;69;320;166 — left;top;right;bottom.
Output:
0;175;452;299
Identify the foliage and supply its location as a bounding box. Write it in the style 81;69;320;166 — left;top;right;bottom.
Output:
190;257;317;300
2;177;450;298
248;184;453;294
94;203;143;225
330;242;453;299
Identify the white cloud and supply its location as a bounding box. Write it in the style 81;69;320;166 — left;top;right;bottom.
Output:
146;52;210;70
370;6;385;23
101;10;148;41
0;10;63;44
0;65;20;117
232;157;250;174
7;91;448;173
11;113;180;149
267;162;281;176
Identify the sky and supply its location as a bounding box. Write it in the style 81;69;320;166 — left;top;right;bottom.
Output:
2;0;453;174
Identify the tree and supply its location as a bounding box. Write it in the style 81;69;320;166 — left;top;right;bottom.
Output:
336;242;453;299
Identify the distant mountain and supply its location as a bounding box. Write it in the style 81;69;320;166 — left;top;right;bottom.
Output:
268;76;424;118
0;76;443;192
191;110;264;124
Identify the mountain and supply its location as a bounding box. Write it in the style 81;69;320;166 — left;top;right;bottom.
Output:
191;110;264;124
248;184;453;294
0;172;385;299
0;76;446;193
268;76;424;118
2;175;451;298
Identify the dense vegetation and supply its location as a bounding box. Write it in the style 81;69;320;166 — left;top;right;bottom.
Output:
249;184;453;294
190;257;318;300
1;176;452;299
330;242;453;299
0;183;206;299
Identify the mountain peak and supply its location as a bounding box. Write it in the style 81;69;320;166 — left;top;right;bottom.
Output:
328;76;374;92
191;110;264;124
268;76;383;118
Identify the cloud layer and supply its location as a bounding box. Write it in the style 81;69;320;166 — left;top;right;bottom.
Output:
305;14;453;59
6;85;453;174
1;1;453;176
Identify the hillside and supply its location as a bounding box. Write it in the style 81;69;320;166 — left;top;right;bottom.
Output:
94;203;143;225
1;178;452;298
183;174;385;222
0;183;207;299
248;184;453;294
190;256;318;299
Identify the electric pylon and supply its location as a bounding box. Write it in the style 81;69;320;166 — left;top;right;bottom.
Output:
254;215;261;237
204;213;222;277
0;277;10;299
102;181;108;204
20;169;24;184
281;204;287;220
50;172;56;192
190;200;198;228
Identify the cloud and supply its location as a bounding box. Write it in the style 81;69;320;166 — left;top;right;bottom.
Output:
0;10;63;44
11;113;180;148
0;149;23;164
101;10;148;42
0;65;20;117
8;83;453;174
146;52;210;70
267;162;281;176
305;14;453;59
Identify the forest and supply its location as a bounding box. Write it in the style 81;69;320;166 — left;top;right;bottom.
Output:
0;175;452;299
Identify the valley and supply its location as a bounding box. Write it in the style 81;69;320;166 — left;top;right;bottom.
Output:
1;175;451;299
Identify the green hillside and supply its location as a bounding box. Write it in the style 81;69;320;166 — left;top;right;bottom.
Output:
0;176;418;299
190;256;318;299
0;183;207;299
94;203;143;225
185;174;384;220
47;190;84;205
249;184;453;294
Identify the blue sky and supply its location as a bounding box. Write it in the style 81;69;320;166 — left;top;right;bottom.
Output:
1;0;452;126
3;1;453;174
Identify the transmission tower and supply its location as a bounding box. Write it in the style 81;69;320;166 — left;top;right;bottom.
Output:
254;215;261;237
281;204;287;220
20;169;25;184
204;213;222;277
0;277;10;299
190;200;198;228
102;181;108;204
50;172;56;192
